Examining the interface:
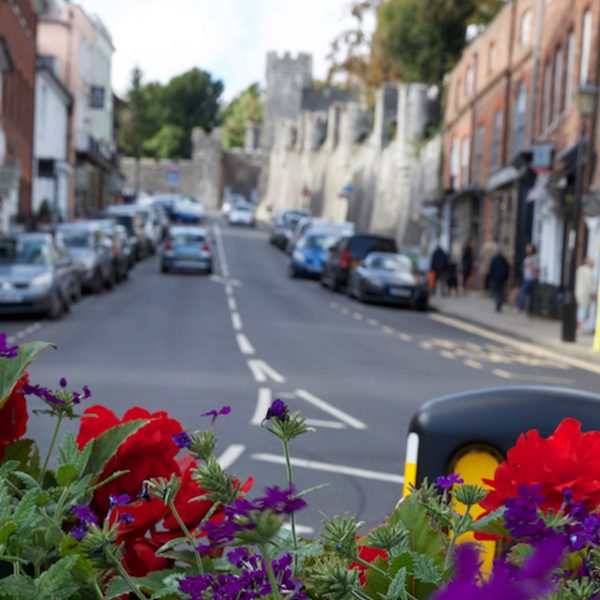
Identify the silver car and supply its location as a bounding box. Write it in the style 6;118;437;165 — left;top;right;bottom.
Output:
0;233;78;318
160;226;213;274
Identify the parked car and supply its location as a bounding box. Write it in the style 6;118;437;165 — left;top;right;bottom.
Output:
152;194;179;221
222;194;248;217
320;232;398;292
289;231;341;278
160;226;213;274
172;196;205;224
286;217;354;254
105;206;151;260
228;204;255;227
0;233;79;318
347;252;428;309
114;224;135;272
270;209;311;250
56;222;116;293
91;219;130;282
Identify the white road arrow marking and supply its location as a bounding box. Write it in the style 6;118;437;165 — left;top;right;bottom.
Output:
237;333;255;355
295;389;366;430
247;359;286;383
252;453;403;484
251;388;272;425
209;274;241;287
217;444;246;469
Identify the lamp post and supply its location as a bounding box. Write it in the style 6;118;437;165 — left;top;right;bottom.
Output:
561;85;599;342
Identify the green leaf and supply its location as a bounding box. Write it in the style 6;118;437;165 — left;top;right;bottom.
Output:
13;488;40;525
0;522;17;544
83;419;148;477
0;460;20;478
35;554;80;599
362;555;390;599
155;535;188;556
469;507;508;537
385;566;408;600
0;341;55;408
3;439;40;477
57;463;78;486
105;569;181;598
297;483;330;498
411;552;444;586
0;574;36;599
57;432;79;468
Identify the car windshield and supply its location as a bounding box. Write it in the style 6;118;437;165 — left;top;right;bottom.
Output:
115;216;135;235
284;216;301;230
301;234;338;250
171;233;205;244
349;237;397;258
234;206;251;213
0;239;51;265
368;255;412;273
60;231;93;249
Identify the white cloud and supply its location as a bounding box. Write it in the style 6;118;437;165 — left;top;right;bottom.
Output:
75;0;371;100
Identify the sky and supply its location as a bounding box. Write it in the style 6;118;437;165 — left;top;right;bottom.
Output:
75;0;374;101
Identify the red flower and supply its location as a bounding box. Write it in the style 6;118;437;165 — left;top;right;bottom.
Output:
481;418;600;516
350;542;389;586
77;406;183;516
120;536;170;577
0;374;29;458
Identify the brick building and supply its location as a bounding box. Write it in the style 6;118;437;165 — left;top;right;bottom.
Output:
443;0;600;318
0;0;47;231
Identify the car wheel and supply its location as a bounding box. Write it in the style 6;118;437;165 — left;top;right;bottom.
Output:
161;263;169;274
48;291;64;320
71;281;82;303
415;298;428;311
91;270;104;294
289;264;299;279
105;268;116;290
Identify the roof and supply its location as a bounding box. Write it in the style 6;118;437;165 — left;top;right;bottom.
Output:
168;226;207;235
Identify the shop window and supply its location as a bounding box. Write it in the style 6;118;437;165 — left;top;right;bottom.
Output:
580;10;592;86
512;82;527;155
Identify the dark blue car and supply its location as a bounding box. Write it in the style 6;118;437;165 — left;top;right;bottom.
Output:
289;231;340;278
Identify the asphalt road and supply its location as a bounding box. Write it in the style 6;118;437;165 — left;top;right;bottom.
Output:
3;217;600;536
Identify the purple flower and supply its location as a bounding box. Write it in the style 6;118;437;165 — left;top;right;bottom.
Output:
109;494;131;508
172;431;192;448
227;547;250;567
0;333;18;359
201;406;232;418
71;524;88;541
256;485;307;515
504;484;549;540
59;377;68;388
71;504;98;525
82;385;92;399
72;392;81;405
23;383;64;406
266;399;288;421
435;473;464;490
119;513;135;525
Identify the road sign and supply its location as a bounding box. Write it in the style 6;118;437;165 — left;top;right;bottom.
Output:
167;163;179;188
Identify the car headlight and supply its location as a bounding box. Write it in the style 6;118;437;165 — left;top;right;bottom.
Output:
31;272;53;287
293;250;305;262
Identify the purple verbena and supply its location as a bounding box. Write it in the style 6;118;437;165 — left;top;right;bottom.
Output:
435;473;464;490
504;484;549;540
109;494;131;508
0;333;18;359
255;485;307;515
201;406;232;418
71;504;98;525
172;431;192;448
71;524;88;541
266;399;288;421
118;513;135;525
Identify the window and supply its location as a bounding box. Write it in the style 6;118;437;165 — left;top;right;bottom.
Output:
519;10;532;46
580;9;592;85
541;62;551;132
461;137;471;187
465;66;474;96
513;82;527;155
491;111;502;168
473;125;485;185
451;138;460;184
488;42;496;72
565;30;575;109
552;45;563;120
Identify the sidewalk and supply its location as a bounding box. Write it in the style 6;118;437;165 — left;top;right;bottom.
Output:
430;291;600;366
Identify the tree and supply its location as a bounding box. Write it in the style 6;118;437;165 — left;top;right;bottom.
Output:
377;0;504;86
221;83;263;150
143;124;186;158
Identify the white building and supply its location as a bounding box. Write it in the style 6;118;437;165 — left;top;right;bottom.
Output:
32;57;72;222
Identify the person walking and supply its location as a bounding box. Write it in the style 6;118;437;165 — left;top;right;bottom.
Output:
575;257;596;334
461;240;474;294
429;244;448;295
488;247;510;312
515;244;539;313
479;238;499;292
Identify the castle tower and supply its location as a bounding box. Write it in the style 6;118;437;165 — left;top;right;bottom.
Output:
263;51;312;150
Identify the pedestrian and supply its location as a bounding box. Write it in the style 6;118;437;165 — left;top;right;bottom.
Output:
575;257;596;335
514;243;539;314
429;244;448;295
480;238;499;292
488;247;510;312
461;240;474;294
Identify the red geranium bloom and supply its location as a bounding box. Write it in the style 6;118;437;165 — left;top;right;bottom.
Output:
0;374;29;458
481;418;600;516
77;405;183;517
350;542;389;586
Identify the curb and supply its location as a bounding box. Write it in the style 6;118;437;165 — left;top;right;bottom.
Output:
430;304;600;368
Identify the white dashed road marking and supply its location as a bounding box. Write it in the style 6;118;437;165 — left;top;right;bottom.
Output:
231;312;242;331
236;333;255;355
251;387;272;425
247;359;286;383
295;389;366;430
217;444;246;469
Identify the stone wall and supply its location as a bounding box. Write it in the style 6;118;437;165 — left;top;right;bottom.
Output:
120;157;196;196
261;82;441;250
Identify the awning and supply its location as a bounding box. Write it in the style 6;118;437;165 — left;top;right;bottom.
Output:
485;165;523;192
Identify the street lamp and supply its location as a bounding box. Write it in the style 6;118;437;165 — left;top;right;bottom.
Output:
561;85;599;342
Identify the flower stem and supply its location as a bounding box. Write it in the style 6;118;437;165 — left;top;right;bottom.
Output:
260;544;282;600
444;506;472;570
355;556;390;581
106;547;147;600
167;499;204;575
38;414;63;484
281;440;298;572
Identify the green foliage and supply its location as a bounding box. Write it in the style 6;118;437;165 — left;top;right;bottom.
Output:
221;83;263;150
377;0;503;86
120;66;223;159
0;341;54;408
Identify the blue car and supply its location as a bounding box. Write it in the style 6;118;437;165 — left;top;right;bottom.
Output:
160;226;213;274
289;231;340;278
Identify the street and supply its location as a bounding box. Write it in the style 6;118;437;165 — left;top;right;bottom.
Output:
3;216;600;535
